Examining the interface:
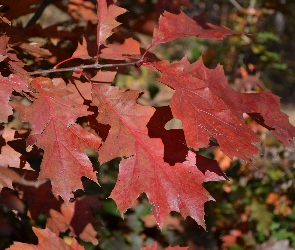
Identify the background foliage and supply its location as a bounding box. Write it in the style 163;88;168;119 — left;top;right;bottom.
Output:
0;0;295;249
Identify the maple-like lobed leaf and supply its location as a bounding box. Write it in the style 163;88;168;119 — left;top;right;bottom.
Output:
100;38;141;60
92;84;219;228
152;11;240;46
96;0;127;54
111;150;214;229
239;92;295;146
34;121;101;203
13;77;101;203
7;227;84;250
0;74;28;122
149;57;295;161
150;57;261;162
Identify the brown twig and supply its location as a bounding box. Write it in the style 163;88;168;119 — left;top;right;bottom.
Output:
29;60;142;76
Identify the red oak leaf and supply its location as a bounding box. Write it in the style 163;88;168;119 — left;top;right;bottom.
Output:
149;57;295;161
100;38;141;60
111;150;215;229
33;121;101;202
47;195;101;245
13;77;101;202
152;12;240;46
142;242;188;250
96;0;127;54
0;74;28;122
7;227;84;250
92;85;217;228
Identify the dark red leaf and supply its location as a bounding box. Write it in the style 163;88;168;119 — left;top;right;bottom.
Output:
149;57;295;161
96;0;127;54
152;12;240;46
100;38;141;60
92;85;219;228
14;77;101;202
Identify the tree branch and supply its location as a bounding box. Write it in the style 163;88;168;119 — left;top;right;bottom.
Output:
29;60;142;76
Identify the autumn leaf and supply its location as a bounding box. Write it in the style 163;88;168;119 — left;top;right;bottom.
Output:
7;227;84;250
18;42;52;58
32;121;101;203
71;37;96;60
149;57;295;162
152;11;240;46
68;0;97;23
14;77;101;202
96;0;127;54
100;38;141;60
92;84;217;228
111;150;215;229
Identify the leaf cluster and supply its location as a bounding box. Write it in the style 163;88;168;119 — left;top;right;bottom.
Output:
0;0;294;249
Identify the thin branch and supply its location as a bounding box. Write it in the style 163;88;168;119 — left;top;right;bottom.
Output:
229;0;243;11
29;60;142;76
